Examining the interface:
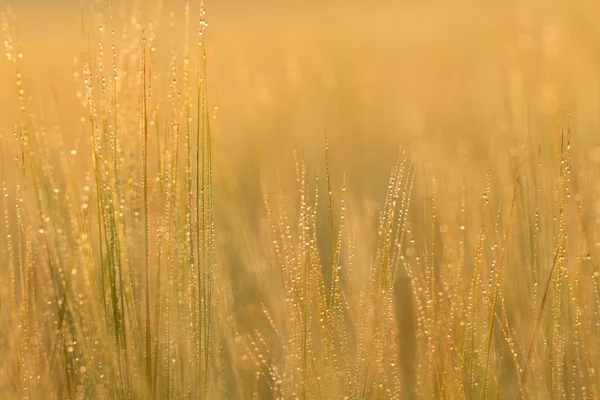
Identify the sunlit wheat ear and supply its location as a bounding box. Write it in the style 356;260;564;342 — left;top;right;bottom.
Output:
466;137;493;400
550;133;570;399
482;158;521;399
571;186;586;399
518;244;561;399
1;156;17;326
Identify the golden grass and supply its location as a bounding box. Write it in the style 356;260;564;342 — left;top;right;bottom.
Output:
1;1;600;399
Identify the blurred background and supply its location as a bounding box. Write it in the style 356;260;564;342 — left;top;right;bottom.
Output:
2;0;600;213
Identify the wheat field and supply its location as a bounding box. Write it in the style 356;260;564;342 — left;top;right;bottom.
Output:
1;0;600;399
